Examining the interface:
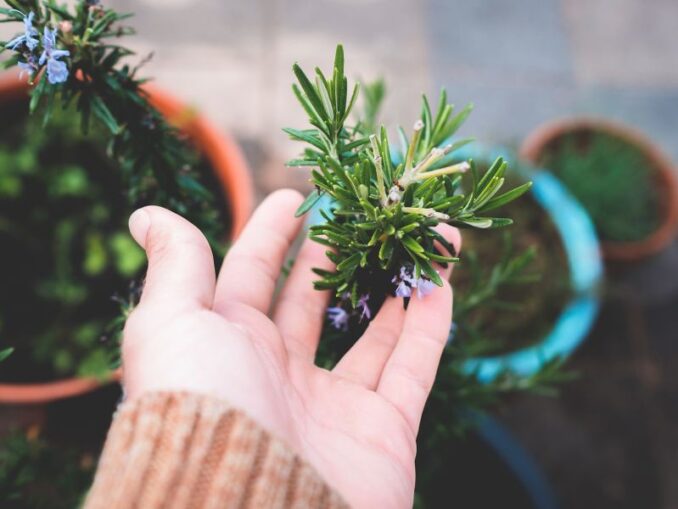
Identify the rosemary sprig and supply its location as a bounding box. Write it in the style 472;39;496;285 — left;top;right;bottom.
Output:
286;45;532;321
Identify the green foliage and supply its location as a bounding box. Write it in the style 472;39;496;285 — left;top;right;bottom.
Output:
539;130;661;242
0;0;224;245
0;431;95;509
359;78;385;135
453;239;541;354
286;45;532;311
289;48;567;428
289;54;574;502
452;173;572;355
0;347;12;362
0;0;231;377
0;105;142;378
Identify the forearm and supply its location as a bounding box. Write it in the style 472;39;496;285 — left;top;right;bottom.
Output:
85;392;348;509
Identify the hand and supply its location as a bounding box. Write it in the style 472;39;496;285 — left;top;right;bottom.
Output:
122;190;459;509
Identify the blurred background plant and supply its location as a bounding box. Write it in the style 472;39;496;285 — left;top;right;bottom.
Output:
538;131;661;243
0;0;234;381
0;0;225;244
0;428;95;509
0;104;143;380
451;169;571;357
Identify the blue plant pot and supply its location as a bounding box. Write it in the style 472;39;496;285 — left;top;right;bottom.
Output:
475;413;560;509
308;144;603;383
452;145;603;382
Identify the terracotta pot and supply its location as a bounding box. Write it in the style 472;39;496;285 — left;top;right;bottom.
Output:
0;73;254;404
520;118;678;262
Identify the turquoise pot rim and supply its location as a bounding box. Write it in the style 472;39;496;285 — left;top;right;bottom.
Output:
455;144;603;382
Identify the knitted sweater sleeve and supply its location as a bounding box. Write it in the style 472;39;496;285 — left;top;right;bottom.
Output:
84;391;349;509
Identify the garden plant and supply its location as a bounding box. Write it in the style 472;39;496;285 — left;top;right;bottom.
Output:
539;130;661;243
450;164;571;356
521;118;678;262
0;0;232;381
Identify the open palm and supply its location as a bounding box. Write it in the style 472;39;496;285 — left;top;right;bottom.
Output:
122;190;459;509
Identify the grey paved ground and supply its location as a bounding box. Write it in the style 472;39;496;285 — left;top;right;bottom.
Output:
102;0;678;177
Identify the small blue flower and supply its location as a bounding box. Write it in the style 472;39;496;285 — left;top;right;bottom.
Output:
45;56;69;84
415;277;436;298
39;27;70;84
17;54;38;79
392;265;417;298
6;11;39;52
394;280;412;298
327;307;350;331
357;294;371;321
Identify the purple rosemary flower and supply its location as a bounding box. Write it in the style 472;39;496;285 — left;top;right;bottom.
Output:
415;277;437;299
39;27;70;84
6;12;39;52
394;280;412;298
327;306;350;331
357;294;371;321
399;265;417;285
392;265;417;298
17;54;39;80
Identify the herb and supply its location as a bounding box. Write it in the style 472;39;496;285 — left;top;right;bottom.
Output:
539;130;661;242
0;0;231;375
453;169;571;355
0;0;224;245
286;45;532;323
293;50;572;460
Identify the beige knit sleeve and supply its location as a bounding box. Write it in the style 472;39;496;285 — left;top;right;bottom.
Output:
84;392;349;509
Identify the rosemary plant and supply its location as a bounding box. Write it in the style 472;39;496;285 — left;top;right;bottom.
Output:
286;45;532;327
288;48;572;449
0;0;224;245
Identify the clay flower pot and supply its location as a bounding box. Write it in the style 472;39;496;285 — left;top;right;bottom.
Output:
520;118;678;262
0;73;254;404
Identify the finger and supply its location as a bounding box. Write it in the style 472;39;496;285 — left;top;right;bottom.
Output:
273;238;334;362
128;206;215;311
332;225;461;389
377;280;453;435
332;297;405;388
213;189;304;314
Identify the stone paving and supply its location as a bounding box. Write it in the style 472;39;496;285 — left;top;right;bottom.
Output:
103;0;678;183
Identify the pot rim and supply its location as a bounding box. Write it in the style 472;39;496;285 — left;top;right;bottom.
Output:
0;72;254;404
519;117;678;262
457;144;603;383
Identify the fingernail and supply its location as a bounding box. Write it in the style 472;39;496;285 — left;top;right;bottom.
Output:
129;208;151;248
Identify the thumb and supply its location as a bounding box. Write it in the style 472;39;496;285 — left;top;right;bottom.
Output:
129;206;216;311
